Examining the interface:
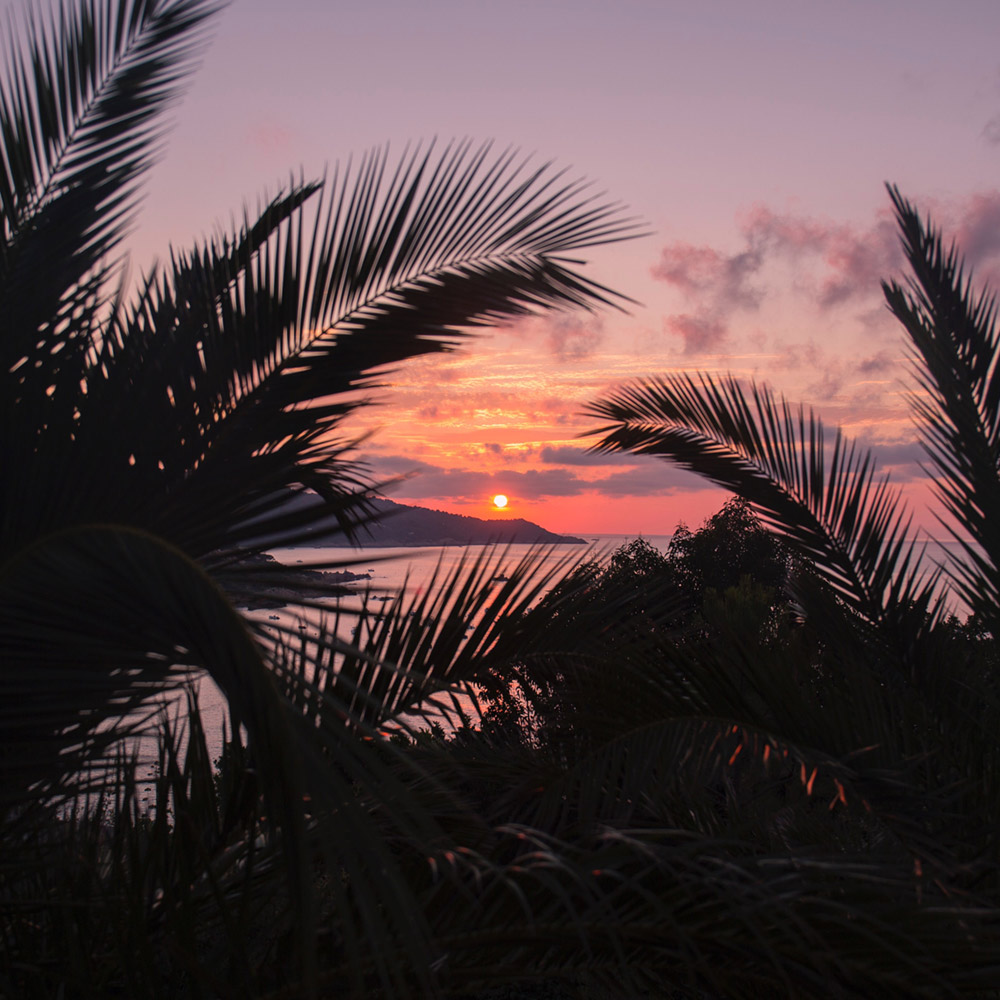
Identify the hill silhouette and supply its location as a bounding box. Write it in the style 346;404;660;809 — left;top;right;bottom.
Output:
248;493;585;547
356;498;585;547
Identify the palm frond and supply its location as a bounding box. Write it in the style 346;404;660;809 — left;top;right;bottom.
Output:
0;4;649;984
0;521;494;992
882;185;1000;627
416;825;999;999
2;694;289;995
0;524;306;821
1;0;222;388
586;374;939;655
8;143;644;569
264;544;588;735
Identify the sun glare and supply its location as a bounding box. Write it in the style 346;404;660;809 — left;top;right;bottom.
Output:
492;494;508;509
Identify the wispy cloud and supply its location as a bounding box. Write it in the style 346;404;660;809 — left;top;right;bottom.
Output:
953;191;1000;264
764;341;903;403
542;313;605;360
856;437;926;484
589;462;706;497
663;314;728;354
364;450;704;503
539;445;645;467
652;240;765;312
856;350;895;375
502;312;606;360
982;114;1000;145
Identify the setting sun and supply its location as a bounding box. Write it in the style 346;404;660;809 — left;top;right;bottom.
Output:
492;494;508;509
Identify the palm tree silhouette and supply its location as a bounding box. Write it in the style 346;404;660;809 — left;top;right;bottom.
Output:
9;3;1000;995
0;0;642;991
581;185;1000;995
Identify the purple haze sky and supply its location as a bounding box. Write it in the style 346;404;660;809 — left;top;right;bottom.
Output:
14;0;1000;533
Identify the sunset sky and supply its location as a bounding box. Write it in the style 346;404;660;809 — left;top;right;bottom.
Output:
22;0;1000;535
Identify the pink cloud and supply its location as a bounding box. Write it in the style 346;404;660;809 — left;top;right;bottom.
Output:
648;199;926;354
543;314;604;360
664;313;728;354
953;192;1000;264
500;313;606;360
736;204;830;256
757;340;904;408
856;350;895;375
652;240;764;312
650;210;848;354
815;216;901;307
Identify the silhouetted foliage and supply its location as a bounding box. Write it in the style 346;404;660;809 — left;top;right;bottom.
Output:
0;1;644;995
581;186;1000;994
480;501;791;752
668;496;788;603
10;2;1000;994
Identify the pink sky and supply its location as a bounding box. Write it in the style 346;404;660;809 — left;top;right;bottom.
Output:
17;0;1000;534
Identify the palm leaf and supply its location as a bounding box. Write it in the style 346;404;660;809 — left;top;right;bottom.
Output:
295;544;588;732
10;142;644;568
586;375;940;662
406;824;1000;999
882;185;1000;628
1;0;222;399
0;1;651;991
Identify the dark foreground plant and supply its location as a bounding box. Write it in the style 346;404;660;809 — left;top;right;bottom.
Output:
0;1;646;994
7;2;1000;996
575;185;1000;993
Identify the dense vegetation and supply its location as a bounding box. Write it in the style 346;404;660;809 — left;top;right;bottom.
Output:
5;1;1000;997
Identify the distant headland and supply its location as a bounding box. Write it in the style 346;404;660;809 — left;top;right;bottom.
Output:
256;493;586;547
356;498;586;547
